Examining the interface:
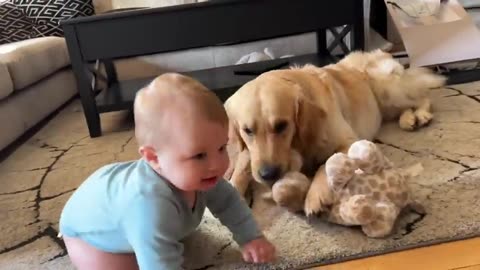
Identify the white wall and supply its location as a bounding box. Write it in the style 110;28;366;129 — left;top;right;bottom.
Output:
92;0;199;13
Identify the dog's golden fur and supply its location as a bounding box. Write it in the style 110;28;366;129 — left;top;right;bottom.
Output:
224;49;446;215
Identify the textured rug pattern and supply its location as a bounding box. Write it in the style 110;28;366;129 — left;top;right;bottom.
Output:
0;82;479;269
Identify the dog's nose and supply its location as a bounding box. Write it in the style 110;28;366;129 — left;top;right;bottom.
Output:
258;165;281;182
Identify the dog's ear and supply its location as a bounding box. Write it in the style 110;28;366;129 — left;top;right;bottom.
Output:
224;120;246;180
293;93;326;151
228;118;245;152
225;98;246;152
224;100;247;180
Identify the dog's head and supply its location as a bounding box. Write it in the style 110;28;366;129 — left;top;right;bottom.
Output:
225;70;326;187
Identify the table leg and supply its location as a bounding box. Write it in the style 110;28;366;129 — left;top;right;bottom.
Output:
63;25;102;137
316;29;328;55
351;0;365;51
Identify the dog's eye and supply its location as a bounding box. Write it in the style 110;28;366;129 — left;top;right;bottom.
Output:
273;121;288;134
243;127;254;136
219;144;227;152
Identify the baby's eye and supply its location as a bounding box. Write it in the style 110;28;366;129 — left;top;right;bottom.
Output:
192;152;207;160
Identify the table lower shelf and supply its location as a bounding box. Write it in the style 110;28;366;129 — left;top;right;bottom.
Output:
95;53;337;113
95;52;480;114
444;68;480;85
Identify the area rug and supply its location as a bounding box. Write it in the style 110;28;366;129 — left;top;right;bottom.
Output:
0;82;479;270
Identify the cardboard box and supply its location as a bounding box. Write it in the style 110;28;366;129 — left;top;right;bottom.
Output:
385;0;480;67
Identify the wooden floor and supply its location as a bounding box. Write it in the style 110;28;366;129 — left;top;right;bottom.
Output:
312;237;480;270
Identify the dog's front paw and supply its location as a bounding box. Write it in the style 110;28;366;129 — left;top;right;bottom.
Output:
399;109;416;131
415;109;433;127
304;188;326;216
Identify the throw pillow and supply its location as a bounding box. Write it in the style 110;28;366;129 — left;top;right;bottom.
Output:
13;0;94;37
0;1;35;44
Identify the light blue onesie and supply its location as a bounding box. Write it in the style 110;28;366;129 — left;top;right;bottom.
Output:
59;159;262;270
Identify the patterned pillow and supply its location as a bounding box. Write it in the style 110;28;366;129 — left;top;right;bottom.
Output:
0;2;35;44
13;0;95;37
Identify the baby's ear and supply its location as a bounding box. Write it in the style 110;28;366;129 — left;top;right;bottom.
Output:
139;146;160;169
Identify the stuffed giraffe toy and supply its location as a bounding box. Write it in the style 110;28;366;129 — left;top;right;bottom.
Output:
324;140;425;238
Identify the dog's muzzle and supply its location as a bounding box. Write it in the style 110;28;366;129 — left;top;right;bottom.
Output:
258;164;282;184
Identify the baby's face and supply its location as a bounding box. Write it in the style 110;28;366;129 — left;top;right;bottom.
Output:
155;118;229;192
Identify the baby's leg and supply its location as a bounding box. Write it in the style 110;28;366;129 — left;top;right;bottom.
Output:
64;236;138;270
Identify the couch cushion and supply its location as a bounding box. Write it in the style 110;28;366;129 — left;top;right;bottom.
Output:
0;36;70;90
0;2;36;44
0;60;14;99
0;69;77;151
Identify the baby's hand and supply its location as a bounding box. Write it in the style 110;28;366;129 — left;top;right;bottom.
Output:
241;237;276;263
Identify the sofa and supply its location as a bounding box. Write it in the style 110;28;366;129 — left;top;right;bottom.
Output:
0;0;101;151
0;37;77;151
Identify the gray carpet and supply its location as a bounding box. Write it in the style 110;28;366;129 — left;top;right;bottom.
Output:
0;82;479;270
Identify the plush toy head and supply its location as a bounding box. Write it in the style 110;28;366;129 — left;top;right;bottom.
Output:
325;140;424;238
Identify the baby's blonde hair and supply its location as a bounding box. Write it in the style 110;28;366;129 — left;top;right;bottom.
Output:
134;73;227;147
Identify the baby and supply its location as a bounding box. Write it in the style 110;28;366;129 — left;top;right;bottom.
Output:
59;73;275;270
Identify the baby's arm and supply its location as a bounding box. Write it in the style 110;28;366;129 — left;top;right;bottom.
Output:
206;180;275;263
205;179;263;245
122;196;184;270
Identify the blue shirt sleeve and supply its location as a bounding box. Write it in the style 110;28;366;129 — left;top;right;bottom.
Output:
122;195;184;270
205;179;263;246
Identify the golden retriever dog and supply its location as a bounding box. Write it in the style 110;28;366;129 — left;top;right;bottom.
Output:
224;49;446;215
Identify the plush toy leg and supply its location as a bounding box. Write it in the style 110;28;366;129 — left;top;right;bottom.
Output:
272;172;311;212
327;204;351;226
407;199;426;214
325;153;357;193
229;149;253;197
329;195;378;226
361;201;400;238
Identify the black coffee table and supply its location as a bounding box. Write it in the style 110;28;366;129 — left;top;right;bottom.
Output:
62;0;364;137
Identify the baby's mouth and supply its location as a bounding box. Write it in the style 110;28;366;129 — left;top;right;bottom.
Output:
202;176;218;184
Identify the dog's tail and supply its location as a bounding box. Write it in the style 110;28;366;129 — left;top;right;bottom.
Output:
402;67;447;94
367;60;446;112
339;49;446;107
